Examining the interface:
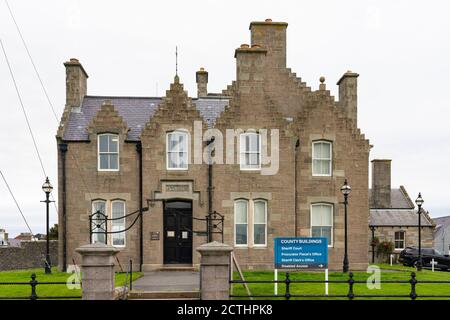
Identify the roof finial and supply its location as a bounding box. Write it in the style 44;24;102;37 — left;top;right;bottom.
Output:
175;46;178;77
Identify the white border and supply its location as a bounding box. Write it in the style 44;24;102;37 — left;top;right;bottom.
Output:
97;133;120;172
312;141;332;177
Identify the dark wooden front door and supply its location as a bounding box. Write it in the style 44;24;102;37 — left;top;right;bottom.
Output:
163;200;193;264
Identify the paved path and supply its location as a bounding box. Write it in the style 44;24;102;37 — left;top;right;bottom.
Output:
132;270;200;292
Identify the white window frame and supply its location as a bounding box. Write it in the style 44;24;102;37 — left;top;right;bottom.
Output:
234;199;249;247
394;231;406;250
97;133;120;172
91;200;107;244
310;203;334;247
239;132;262;171
166;131;189;170
312;141;332;177
111;200;126;248
253;199;268;247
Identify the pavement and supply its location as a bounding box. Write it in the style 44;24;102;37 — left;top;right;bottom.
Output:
131;270;200;292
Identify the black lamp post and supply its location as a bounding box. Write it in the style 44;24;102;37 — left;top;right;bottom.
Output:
341;179;351;273
41;177;53;274
415;193;424;271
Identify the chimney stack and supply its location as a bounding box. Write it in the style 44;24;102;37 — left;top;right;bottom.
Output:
196;67;208;97
64;58;88;108
337;70;359;125
249;19;288;69
371;159;391;208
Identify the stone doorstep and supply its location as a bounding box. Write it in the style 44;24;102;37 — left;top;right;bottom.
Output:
128;290;200;300
158;264;198;272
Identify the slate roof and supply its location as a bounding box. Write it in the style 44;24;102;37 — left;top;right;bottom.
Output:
369;187;415;209
63;96;229;141
370;209;434;227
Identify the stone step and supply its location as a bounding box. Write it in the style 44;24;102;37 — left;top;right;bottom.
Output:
128;290;201;300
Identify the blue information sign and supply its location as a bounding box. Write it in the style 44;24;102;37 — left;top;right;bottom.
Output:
274;237;328;269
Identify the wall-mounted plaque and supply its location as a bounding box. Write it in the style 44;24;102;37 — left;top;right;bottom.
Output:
165;184;190;192
150;231;160;240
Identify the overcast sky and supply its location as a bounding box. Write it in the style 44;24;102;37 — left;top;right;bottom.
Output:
0;0;449;237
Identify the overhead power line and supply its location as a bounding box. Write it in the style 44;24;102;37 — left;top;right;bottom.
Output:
4;0;59;122
4;1;94;202
1;39;48;178
0;170;34;236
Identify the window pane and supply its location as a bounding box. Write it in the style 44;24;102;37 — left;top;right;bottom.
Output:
321;226;332;245
168;152;177;168
112;201;124;219
112;228;125;246
313;159;321;175
248;134;259;152
169;134;177;151
109;135;118;153
311;205;332;226
235;201;247;223
313;143;322;159
99;135;108;153
321;143;331;159
235;224;247;245
93;201;105;214
109;154;118;170
254;201;266;224
311;227;321;238
322;160;331;175
254;224;266;245
178;133;187;152
99;154;109;169
179;152;188;168
249;153;259;166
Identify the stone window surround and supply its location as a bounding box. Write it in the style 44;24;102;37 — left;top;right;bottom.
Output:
228;193;270;249
303;196;338;248
97;133;120;172
88;193;131;248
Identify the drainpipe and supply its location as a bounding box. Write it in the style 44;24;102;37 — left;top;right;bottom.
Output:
206;137;215;242
294;139;300;237
59;143;68;272
136;142;143;272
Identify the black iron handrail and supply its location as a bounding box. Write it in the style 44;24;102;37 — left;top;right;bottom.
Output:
0;273;82;300
230;272;450;300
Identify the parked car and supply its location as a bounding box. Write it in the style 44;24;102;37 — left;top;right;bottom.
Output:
399;247;450;271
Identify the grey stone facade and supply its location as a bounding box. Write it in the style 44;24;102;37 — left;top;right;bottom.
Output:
57;19;370;271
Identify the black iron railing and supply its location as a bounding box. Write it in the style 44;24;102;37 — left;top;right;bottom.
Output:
230;272;450;300
0;273;82;300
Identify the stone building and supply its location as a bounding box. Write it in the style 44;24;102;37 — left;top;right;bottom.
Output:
56;19;370;271
369;160;434;263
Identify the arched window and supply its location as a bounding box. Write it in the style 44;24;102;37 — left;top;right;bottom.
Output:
311;203;333;246
253;200;267;246
240;132;261;170
98;134;119;171
167;131;189;170
91;200;106;244
312;141;332;176
234;200;248;246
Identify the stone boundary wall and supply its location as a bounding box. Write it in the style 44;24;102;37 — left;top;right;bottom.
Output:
0;240;58;271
